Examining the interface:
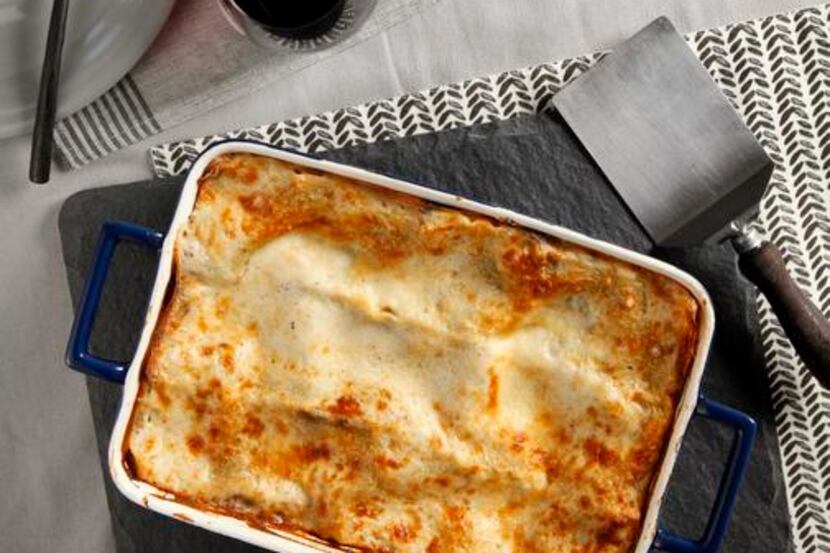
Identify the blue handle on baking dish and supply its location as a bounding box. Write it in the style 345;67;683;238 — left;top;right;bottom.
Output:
652;396;757;553
65;221;164;384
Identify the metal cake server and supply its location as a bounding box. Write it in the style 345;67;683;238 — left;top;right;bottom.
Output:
553;17;830;387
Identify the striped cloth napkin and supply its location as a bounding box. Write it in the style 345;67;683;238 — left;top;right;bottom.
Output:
53;0;439;169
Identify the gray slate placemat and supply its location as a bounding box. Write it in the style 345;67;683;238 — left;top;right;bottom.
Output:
59;113;790;552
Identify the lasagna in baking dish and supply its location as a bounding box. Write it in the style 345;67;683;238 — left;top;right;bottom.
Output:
125;153;699;552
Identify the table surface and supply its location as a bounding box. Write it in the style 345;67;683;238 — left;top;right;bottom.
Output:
0;1;819;552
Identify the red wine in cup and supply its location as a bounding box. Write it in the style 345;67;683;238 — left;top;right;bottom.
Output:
232;0;347;38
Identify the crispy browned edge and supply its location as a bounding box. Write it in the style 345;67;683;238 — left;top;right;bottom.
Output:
119;155;702;553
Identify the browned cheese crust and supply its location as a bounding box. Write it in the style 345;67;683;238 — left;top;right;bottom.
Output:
125;153;700;553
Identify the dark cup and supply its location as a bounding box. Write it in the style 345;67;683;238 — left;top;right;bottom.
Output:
218;0;377;51
231;0;346;39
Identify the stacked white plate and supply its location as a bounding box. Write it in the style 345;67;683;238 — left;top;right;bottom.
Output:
0;0;174;139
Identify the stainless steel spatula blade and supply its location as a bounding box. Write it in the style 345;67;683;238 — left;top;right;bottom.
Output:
553;16;772;247
552;16;830;386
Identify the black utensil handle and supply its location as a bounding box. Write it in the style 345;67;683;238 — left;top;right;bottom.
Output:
738;241;830;387
29;0;70;184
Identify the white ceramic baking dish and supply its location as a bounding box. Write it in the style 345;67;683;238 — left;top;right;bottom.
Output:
66;141;756;553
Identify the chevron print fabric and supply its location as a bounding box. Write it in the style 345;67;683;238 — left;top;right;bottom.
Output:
148;52;605;176
692;10;830;551
150;6;830;551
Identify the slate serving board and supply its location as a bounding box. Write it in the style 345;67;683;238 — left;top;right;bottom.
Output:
59;112;791;553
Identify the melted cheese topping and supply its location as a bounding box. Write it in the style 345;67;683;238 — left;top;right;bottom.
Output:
125;153;699;553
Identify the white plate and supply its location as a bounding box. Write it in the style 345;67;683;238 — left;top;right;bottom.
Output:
0;0;175;139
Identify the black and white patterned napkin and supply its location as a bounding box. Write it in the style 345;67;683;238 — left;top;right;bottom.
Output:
150;5;830;550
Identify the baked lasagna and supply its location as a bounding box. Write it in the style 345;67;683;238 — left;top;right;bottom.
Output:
125;153;699;552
